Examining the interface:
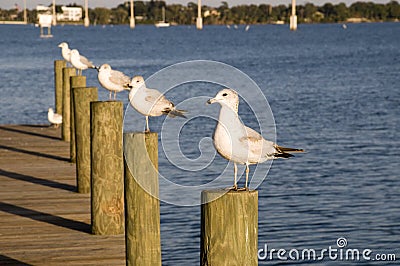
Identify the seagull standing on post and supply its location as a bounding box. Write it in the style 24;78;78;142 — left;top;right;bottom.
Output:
207;89;304;190
127;76;187;132
70;49;97;75
58;42;72;65
97;64;131;100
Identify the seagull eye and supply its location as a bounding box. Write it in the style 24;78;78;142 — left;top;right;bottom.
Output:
222;93;228;96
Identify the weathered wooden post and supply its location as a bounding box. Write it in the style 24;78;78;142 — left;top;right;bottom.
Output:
124;132;161;266
54;60;66;115
70;76;86;163
91;101;124;235
61;67;76;142
73;87;98;193
201;190;258;265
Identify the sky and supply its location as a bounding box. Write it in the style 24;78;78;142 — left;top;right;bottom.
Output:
1;0;394;10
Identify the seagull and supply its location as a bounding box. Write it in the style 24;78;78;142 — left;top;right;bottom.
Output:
127;76;187;132
97;64;131;100
58;42;71;65
207;89;304;190
48;108;62;128
70;49;97;75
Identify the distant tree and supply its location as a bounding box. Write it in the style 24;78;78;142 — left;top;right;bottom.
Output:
272;5;288;21
349;2;369;18
111;8;128;24
319;3;335;22
91;7;111;24
387;1;400;19
334;3;349;22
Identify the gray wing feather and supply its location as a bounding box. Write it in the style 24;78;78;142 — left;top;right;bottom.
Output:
110;70;131;85
79;55;95;68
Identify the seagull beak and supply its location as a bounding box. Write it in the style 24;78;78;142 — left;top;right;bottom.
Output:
207;98;216;105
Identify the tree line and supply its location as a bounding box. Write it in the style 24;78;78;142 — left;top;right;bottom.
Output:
1;1;400;25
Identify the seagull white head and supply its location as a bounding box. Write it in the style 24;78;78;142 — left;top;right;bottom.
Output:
58;42;68;48
99;63;111;72
128;75;145;90
207;88;239;112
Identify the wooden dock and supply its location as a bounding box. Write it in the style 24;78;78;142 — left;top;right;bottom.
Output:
0;125;125;265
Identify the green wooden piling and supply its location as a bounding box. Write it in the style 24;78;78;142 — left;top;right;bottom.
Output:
61;67;76;142
70;76;86;163
90;101;124;235
54;60;66;115
124;132;161;266
201;190;258;266
73;87;98;193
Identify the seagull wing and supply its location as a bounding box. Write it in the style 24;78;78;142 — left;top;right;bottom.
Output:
79;55;95;68
52;113;62;123
145;88;171;105
144;88;174;115
240;126;277;162
109;70;131;86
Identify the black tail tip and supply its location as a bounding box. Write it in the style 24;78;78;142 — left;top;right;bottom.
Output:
275;152;294;159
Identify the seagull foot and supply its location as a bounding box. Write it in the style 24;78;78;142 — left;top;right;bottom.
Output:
226;185;239;191
236;187;249;192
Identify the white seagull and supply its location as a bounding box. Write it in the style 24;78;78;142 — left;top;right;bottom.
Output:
127;76;187;132
98;64;131;100
70;49;97;75
48;108;62;128
58;42;71;65
207;89;304;190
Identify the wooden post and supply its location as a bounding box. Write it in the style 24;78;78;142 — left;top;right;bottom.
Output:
290;0;297;31
91;101;124;235
70;76;86;163
196;0;203;30
124;132;161;266
61;67;76;142
54;60;66;115
201;190;258;266
73;87;98;193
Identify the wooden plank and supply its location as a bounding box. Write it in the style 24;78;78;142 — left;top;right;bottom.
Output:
0;125;125;265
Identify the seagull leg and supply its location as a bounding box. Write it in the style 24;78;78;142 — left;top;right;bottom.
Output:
245;163;249;189
145;116;150;133
114;91;116;100
233;162;238;190
109;91;112;100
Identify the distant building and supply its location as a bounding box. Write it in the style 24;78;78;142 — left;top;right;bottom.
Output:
203;9;220;18
36;5;51;13
57;6;82;21
36;5;52;23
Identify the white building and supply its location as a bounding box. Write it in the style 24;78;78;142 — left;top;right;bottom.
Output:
36;5;51;13
57;6;82;21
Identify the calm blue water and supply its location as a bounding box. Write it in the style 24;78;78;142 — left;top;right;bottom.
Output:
1;23;399;265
